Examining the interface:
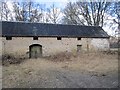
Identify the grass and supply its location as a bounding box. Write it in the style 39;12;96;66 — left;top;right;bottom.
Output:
2;52;118;88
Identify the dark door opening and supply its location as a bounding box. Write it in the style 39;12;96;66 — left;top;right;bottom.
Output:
29;44;42;58
77;45;82;52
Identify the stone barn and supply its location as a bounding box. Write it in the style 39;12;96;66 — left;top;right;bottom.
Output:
0;21;110;58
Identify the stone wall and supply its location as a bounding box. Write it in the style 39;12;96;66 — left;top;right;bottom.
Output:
1;37;110;58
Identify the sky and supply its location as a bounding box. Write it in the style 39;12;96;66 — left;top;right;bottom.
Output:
1;0;75;9
15;0;78;9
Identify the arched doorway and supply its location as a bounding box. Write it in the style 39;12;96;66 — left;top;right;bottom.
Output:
29;44;42;58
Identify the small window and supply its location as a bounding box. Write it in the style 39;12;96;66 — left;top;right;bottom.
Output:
77;45;82;52
57;37;61;40
77;37;81;40
33;37;38;40
6;37;12;40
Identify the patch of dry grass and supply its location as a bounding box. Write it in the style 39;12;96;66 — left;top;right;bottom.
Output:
2;52;118;88
65;52;118;74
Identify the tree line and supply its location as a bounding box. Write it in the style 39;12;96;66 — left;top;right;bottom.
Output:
0;1;119;28
1;1;61;24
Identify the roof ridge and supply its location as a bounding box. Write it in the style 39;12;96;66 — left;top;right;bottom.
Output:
1;21;101;27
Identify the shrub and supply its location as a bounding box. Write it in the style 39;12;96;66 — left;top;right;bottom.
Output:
47;52;76;62
2;54;26;66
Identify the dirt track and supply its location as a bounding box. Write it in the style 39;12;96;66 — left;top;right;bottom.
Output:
2;52;118;88
17;68;117;88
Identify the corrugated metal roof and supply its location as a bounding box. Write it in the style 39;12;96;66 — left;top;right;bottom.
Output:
0;21;109;38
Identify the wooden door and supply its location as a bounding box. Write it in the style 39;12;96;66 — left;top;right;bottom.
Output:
29;44;42;58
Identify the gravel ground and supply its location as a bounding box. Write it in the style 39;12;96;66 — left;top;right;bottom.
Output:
0;66;2;89
2;53;118;88
19;69;118;88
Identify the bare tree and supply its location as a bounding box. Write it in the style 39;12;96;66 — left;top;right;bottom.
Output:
47;4;61;24
27;1;44;22
109;2;120;36
62;2;85;25
13;2;28;21
1;2;13;21
113;2;120;27
63;1;111;27
12;1;44;22
1;1;61;23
